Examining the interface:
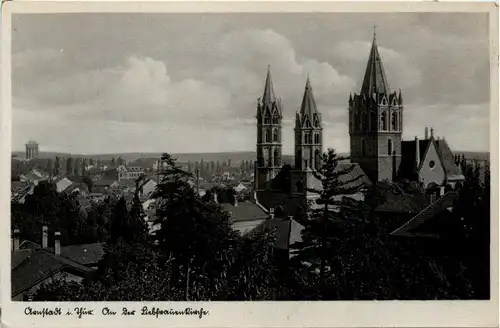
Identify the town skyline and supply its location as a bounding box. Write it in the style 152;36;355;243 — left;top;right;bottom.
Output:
12;13;490;154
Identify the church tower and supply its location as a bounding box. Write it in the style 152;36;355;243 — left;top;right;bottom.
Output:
349;30;403;183
295;76;323;171
255;66;283;190
291;76;323;193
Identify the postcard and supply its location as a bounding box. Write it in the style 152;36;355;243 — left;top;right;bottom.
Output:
1;1;498;328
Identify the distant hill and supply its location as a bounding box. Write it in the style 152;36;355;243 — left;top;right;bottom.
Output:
11;150;489;164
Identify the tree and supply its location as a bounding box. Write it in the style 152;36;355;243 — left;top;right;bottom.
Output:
111;157;116;167
291;149;364;279
202;186;236;204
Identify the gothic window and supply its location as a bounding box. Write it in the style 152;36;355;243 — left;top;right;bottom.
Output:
388;139;393;156
314;149;321;170
314;133;320;144
305;120;311;128
391;112;398;131
274;148;280;167
314;120;320;128
268;148;273;167
361;139;367;157
380;111;388;131
304;159;309;169
272;115;279;125
264;115;270;124
257;128;262;143
354;113;359;132
370;111;377;131
304;132;312;144
265;129;270;143
362;112;368;132
273;129;279;142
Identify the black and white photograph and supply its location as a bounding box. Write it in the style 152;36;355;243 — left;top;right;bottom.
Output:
5;3;497;311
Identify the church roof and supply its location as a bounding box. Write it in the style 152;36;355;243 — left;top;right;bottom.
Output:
399;137;464;181
361;31;390;96
299;76;320;119
262;66;276;104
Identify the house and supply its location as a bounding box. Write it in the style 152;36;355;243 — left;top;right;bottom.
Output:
233;182;248;194
218;198;270;236
11;229;96;301
139;178;158;197
55;177;74;193
398;133;465;189
117;165;144;181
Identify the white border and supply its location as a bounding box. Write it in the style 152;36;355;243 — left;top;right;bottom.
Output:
1;2;498;328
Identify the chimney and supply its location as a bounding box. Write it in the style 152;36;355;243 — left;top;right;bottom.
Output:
42;225;48;248
415;137;420;168
213;192;218;204
425;127;429;140
54;231;61;256
430;128;434;138
13;229;20;251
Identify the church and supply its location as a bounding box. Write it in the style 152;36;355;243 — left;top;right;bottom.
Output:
253;31;464;218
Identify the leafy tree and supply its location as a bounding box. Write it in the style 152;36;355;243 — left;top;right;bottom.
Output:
202;186;236;204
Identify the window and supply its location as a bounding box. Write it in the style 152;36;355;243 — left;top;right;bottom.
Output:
353;113;359;132
273;129;279;142
314;120;320;128
304;132;312;144
315;149;321;169
429;160;436;169
370;111;377;131
304;160;308;168
314;133;320;144
361;139;366;156
305;120;311;128
362;112;368;132
265;129;270;143
264;115;270;124
272;115;279;125
380;111;388;131
274;149;280;167
296;179;304;192
391;112;398;131
268;148;273;167
388;139;393;155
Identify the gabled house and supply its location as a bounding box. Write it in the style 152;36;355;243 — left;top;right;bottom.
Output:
398;130;464;189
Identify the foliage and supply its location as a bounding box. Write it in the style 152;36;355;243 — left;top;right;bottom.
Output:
201;186;236;204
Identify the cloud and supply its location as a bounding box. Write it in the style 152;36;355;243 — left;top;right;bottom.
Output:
11;14;490;154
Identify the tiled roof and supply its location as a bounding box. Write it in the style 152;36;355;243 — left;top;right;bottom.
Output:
11;248;94;296
51;243;105;266
391;191;459;238
220;201;269;222
360;33;390;96
435;139;464;180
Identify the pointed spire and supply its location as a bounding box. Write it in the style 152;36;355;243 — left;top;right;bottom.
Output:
299;75;320;119
398;88;403;104
361;28;390;96
262;65;276;104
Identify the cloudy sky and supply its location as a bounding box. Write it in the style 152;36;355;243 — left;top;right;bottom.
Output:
12;13;490;154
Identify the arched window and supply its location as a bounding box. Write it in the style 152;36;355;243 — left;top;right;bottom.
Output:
272;129;279;142
380;111;388;131
361;139;367;157
391;112;398;131
257;128;262;143
304;132;312;144
274;148;280;167
388;139;393;155
272;115;279;125
314;120;320;128
264;114;270;125
314;149;321;170
305;120;311;128
354;113;359;132
265;129;270;143
268;147;273;167
370;111;377;131
362;112;368;132
314;133;320;144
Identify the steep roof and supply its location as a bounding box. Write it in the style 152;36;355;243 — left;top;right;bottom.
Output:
262;66;276;104
299;76;320;120
435;139;464;180
361;32;390;96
